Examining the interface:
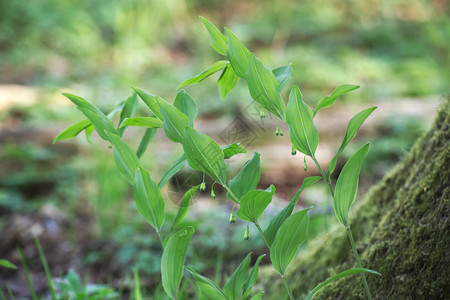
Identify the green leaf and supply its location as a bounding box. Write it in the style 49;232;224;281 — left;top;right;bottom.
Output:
157;96;189;143
185;267;229;299
286;86;319;157
199;16;228;55
53;119;91;143
158;154;187;189
120;117;163;129
328;107;377;175
133;167;165;230
132;87;164;120
246;54;286;120
227;152;261;202
63;93;118;141
0;259;17;269
237;185;275;222
85;124;94;143
134;270;143;300
221;143;247;159
167;185;200;237
161;227;195;300
182;127;227;185
225;28;251;79
334;144;370;227
270;207;311;275
218;64;239;100
177;60;229;90
118;93;139;136
250;293;263;300
242;254;265;298
174;90;198;127
313;84;360;116
136;128;157;158
305;268;381;300
106;132;140;184
224;253;252;300
197;282;228;300
272;64;293;92
264;176;321;245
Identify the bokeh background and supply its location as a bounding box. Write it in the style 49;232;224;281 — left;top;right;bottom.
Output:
0;0;448;298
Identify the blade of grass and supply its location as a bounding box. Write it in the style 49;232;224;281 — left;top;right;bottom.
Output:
18;248;38;300
34;237;56;300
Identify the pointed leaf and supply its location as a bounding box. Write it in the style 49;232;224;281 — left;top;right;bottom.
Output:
334;144;370;227
313;84;360;116
0;259;17;269
161;226;195;299
225;28;251;79
118;93;139;135
250;293;263;300
132;87;163;120
305;268;381;300
247;54;286;120
174;90;198;127
197;282;228;300
218;64;239;100
157;96;189;143
158;154;187;189
63;93;118;141
199;16;228;55
177;60;228;90
237;185;275;222
133;167;165;230
85;124;94;143
53;119;91;143
270;208;310;275
168;185;200;236
272;64;293;92
224;253;252;300
242;254;265;298
106;132;140;184
221;143;247;159
264;176;321;245
136;128;156;158
182;127;227;185
120;117;163;129
185;267;229;299
328;107;376;175
227;152;261;202
286;86;319;157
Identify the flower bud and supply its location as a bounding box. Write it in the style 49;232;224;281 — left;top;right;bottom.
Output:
259;110;266;119
229;212;236;224
275;126;283;136
210;187;216;198
200;181;206;191
244;224;250;240
291;146;297;155
303;156;308;171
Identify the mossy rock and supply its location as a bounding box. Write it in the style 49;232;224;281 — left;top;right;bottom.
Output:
258;99;449;299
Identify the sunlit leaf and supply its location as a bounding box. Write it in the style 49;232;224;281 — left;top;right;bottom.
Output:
313;84;360;116
118;93;139;136
264;176;321;245
305;268;381;300
247;54;286;120
132;87;163;120
224;253;252;300
53;119;91;143
182;127;227;185
136;128;156;158
221;143;247;159
218;64;239;100
242;254;265;298
334;143;370;227
105;132;140;184
199;16;228;55
120;117;163;129
174;90;198;127
158;154;187;189
161;226;195;299
177;61;229;90
286;86;319;157
157;96;189;143
328;107;376;175
237;185;275;222
227;152;261;202
272;64;293;92
271;207;311;275
225;28;251;79
133;167;165;230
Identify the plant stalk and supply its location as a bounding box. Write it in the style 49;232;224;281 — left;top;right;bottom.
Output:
281;275;295;300
311;156;334;198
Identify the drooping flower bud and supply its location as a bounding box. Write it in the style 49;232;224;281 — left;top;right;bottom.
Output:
275;126;283;136
229;212;236;224
210;187;216;198
244;224;250;240
200;181;206;191
303;156;308;171
259;110;266;119
291;145;297;155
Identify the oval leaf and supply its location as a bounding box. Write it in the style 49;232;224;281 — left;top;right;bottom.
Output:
225;28;251;79
120;117;163;129
185;267;229;299
182;127;227;185
334;143;370;227
221;143;247;159
161;226;195;299
270;208;310;275
53;119;91;143
132;87;164;120
218;63;239;100
197;282;228;300
133;167;165;230
227;152;261;202
237;185;275;223
272;64;293;92
177;60;229;90
199;16;228;55
174;90;198;127
106;132;140;184
286;86;319;157
247;54;286;120
313;84;360;116
157;96;189;143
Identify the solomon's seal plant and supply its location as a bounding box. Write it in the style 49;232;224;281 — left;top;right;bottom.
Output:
55;17;381;299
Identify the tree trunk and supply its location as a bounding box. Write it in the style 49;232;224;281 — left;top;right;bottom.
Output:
259;99;449;299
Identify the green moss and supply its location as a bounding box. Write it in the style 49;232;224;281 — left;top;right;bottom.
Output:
259;99;449;299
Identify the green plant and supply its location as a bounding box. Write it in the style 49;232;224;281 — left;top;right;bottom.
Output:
54;17;381;299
